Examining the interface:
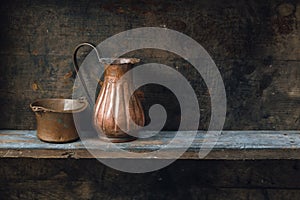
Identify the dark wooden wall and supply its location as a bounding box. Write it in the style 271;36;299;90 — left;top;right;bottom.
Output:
0;0;299;130
1;158;300;200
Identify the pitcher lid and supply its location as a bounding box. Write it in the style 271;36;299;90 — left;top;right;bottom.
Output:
99;58;140;65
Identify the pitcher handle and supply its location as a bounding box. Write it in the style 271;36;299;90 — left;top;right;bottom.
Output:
73;42;102;106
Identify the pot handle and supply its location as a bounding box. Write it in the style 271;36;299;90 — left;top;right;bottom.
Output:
73;42;102;106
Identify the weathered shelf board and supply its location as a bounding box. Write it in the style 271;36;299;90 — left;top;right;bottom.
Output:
0;130;300;160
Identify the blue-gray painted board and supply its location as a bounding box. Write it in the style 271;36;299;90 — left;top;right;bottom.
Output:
0;130;300;159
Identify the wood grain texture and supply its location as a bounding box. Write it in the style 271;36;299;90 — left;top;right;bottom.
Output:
0;0;299;130
1;130;300;159
1;158;300;199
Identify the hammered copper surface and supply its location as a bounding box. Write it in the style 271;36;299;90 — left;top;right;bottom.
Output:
73;43;145;143
30;99;87;143
93;63;145;142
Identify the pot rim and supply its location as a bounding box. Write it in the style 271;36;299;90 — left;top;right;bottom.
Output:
30;98;88;113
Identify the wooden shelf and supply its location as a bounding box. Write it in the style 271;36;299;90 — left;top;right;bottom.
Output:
0;130;299;160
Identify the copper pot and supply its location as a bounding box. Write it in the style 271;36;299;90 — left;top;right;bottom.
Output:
30;98;88;143
73;43;145;142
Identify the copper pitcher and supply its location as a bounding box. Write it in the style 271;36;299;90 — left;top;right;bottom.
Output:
73;43;145;142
